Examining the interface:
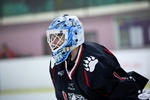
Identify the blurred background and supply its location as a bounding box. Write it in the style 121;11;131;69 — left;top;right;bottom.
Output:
0;0;150;100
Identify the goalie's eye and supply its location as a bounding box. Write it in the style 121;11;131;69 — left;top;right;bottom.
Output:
57;33;63;37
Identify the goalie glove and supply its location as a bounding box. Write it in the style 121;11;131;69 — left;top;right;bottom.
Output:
138;89;150;100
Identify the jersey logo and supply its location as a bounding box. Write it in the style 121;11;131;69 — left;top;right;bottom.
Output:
68;83;75;91
83;56;98;72
58;70;64;76
68;93;87;100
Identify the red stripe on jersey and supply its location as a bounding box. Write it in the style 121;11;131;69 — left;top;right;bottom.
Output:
52;66;56;82
84;70;90;88
70;45;84;78
62;91;68;100
113;72;127;80
104;49;114;55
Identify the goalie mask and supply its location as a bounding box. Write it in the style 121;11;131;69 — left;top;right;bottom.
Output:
46;15;84;65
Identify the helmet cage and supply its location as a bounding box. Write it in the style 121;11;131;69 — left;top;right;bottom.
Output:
46;29;68;52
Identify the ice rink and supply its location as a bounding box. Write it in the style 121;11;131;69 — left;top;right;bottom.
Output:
0;92;56;100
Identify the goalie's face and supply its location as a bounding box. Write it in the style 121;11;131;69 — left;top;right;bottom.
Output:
46;29;68;52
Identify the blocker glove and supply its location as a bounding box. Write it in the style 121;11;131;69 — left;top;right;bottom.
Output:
138;89;150;100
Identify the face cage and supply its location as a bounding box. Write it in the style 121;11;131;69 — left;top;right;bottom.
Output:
46;29;68;52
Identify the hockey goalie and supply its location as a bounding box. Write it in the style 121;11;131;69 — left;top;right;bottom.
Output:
46;14;150;100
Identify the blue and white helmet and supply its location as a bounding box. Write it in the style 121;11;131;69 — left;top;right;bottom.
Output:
46;14;84;65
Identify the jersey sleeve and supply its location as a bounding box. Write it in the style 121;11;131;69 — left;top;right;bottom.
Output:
84;45;147;99
49;59;64;100
84;46;121;93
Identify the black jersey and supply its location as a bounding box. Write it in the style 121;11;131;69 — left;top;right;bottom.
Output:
49;42;148;100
